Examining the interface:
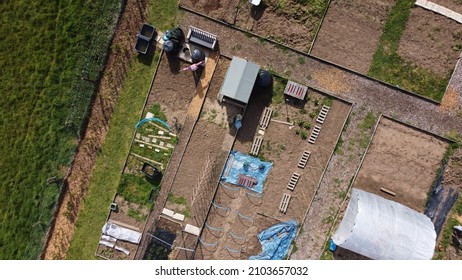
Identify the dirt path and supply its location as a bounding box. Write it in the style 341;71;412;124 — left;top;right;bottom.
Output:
42;0;148;260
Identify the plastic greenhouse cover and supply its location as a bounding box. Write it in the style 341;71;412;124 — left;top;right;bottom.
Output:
332;188;436;260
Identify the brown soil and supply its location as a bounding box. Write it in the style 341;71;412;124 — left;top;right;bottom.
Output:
193;87;351;259
355;117;450;212
146;55;200;132
311;67;353;94
431;0;462;14
234;0;320;51
398;6;462;77
43;0;148;260
180;0;241;23
311;0;394;73
161;58;242;258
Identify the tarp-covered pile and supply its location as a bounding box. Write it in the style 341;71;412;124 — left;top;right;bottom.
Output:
332;188;436;260
249;220;297;260
221;150;272;193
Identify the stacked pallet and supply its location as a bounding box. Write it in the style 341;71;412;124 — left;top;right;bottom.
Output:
316;105;330;124
298;150;311;169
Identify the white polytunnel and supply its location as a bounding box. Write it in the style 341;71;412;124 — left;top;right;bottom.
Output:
332;188;436;260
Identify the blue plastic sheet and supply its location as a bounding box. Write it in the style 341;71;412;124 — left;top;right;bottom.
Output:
249;220;298;260
221;151;272;193
329;239;337;252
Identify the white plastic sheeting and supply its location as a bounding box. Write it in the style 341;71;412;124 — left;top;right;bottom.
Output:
332;188;436;260
102;222;142;244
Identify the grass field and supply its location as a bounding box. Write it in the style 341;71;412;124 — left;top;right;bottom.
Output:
368;0;450;101
0;0;122;259
67;0;179;260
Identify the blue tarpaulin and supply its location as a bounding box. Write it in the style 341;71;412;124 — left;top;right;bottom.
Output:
329;239;337;251
249;220;298;260
221;151;272;193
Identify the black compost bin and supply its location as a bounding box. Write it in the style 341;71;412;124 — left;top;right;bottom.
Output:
134;36;150;54
139;24;156;40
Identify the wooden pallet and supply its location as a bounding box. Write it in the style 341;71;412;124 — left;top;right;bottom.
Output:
250;136;263;155
279;193;291;213
259;107;273;129
316;105;330;124
308;125;321;144
298;150;311;169
287;172;300;191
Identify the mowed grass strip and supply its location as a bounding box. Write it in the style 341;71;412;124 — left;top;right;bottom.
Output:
368;0;450;101
67;0;178;260
0;0;121;259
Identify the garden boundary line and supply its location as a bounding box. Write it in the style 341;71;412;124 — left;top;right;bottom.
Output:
178;4;443;106
379;115;457;144
308;0;332;54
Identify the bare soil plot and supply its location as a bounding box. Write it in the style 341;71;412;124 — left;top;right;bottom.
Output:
180;0;328;52
398;6;462;78
147;55;200;132
180;0;241;23
196;80;351;259
145;57;243;258
355;117;450;212
163;57;241;220
311;0;394;73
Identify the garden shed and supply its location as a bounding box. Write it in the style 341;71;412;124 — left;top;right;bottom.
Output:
217;56;260;105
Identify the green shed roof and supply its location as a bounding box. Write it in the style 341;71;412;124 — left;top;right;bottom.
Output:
218;57;260;104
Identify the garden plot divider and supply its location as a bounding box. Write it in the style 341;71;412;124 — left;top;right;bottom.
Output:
178;4;444;106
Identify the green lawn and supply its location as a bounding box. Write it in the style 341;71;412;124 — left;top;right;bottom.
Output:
0;0;122;259
368;0;450;101
66;0;179;260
